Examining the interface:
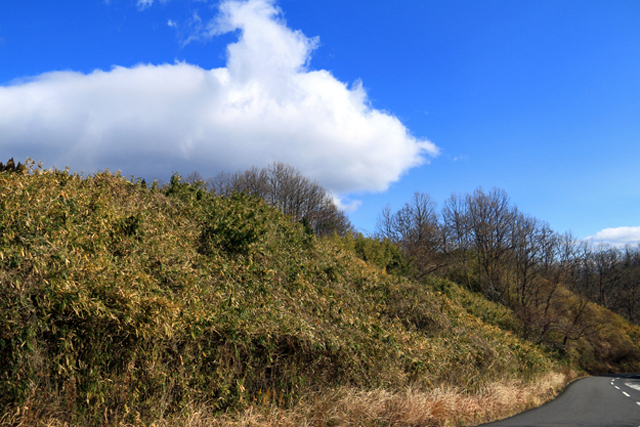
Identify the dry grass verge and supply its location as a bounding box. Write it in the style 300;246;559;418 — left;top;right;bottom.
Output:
17;370;572;427
225;370;571;427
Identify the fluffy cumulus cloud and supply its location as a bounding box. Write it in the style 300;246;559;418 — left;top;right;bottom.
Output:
0;0;437;196
586;226;640;247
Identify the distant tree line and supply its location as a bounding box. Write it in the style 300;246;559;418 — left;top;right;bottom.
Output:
377;188;640;348
567;243;640;324
183;162;351;236
0;158;26;174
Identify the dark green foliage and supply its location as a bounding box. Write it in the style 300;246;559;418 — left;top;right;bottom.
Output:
299;216;314;236
198;192;271;256
114;213;143;239
164;172;208;202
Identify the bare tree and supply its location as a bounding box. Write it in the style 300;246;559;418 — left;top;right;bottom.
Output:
185;170;205;185
206;171;236;196
619;246;640;323
592;244;621;308
376;205;400;242
377;186;640;353
506;215;570;342
441;192;474;285
376;192;445;278
442;192;471;253
208;162;351;236
462;188;517;301
233;166;270;197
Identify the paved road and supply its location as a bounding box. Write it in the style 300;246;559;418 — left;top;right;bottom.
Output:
480;374;640;427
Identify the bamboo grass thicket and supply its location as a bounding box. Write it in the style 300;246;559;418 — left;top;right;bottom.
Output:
0;160;638;426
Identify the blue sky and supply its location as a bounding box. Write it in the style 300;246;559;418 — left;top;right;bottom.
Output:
1;0;639;245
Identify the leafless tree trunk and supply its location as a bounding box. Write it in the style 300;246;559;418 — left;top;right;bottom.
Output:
376;192;445;278
463;188;516;302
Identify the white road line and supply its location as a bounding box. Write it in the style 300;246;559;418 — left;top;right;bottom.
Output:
615;386;620;390
623;392;631;397
625;382;640;391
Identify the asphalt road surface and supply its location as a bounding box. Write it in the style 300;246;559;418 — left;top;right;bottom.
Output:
480;374;640;427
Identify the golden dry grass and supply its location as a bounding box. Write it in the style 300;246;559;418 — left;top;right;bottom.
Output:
20;370;572;427
219;370;570;427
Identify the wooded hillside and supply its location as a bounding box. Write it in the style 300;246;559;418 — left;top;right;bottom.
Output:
1;160;639;426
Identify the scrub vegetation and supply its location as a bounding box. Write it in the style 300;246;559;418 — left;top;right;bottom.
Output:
1;159;639;426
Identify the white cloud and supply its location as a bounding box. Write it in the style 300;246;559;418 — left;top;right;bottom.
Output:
0;0;438;198
137;0;171;11
136;0;154;11
335;198;362;213
585;226;640;247
167;19;177;28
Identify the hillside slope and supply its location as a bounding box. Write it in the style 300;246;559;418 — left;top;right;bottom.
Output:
1;164;638;426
